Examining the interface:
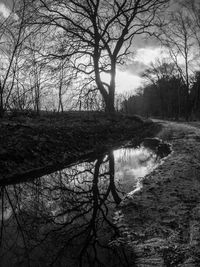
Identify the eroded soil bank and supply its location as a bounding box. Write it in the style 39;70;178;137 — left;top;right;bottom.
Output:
0;111;159;184
116;121;200;267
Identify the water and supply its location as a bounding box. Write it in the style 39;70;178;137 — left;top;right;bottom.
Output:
0;141;170;267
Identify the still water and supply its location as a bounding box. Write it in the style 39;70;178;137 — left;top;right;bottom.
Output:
0;141;170;267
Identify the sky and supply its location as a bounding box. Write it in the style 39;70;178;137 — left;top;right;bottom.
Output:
102;46;166;94
116;47;164;93
0;1;11;17
0;0;177;95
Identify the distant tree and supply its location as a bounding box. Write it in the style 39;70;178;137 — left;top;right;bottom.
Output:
56;60;72;112
158;9;195;118
0;0;27;117
116;91;132;113
123;60;188;119
13;24;60;113
28;0;169;113
190;71;200;117
182;0;200;56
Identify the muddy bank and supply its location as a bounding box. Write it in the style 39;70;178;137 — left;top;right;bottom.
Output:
0;111;160;184
116;121;200;267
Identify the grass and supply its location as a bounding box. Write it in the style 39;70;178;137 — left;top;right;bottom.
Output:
157;125;174;141
0;111;161;184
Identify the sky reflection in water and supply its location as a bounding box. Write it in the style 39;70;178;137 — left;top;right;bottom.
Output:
114;146;158;192
0;144;162;267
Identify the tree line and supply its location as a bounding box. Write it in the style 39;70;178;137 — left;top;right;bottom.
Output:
122;62;200;120
121;0;200;120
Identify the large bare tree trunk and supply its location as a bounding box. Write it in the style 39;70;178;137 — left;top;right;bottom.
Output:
104;94;115;113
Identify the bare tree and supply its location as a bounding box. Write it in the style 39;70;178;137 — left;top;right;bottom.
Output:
28;0;169;113
12;25;54;113
0;0;27;117
143;59;185;118
47;57;73;112
158;9;195;118
181;0;200;54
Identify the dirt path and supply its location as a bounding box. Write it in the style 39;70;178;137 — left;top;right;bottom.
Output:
117;121;200;267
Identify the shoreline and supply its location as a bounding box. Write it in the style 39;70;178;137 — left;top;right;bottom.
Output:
117;121;200;266
0;112;160;185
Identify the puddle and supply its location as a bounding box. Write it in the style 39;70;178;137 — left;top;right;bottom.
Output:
0;140;171;266
114;146;160;195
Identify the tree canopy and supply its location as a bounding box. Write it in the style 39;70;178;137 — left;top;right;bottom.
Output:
26;0;169;112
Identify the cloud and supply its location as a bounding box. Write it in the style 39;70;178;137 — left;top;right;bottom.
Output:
126;47;170;74
0;3;11;18
116;71;144;93
135;47;168;65
132;35;160;50
125;61;148;76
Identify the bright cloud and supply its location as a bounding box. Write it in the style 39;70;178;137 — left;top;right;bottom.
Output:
135;47;166;65
116;71;143;93
115;47;168;93
101;69;144;94
0;3;11;18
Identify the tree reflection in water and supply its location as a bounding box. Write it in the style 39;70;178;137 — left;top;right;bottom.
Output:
0;144;166;267
0;151;135;267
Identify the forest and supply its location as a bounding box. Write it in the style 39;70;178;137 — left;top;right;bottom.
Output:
122;66;200;120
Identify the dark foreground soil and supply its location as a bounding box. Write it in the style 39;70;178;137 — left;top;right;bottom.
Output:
0;111;159;185
115;120;200;267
